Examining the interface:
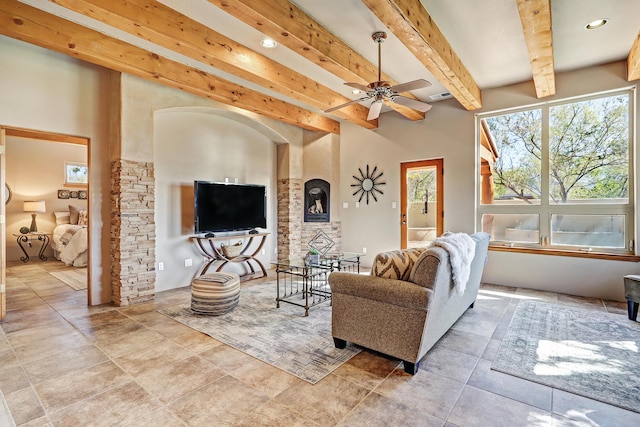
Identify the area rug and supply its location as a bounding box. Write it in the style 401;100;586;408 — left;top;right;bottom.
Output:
492;301;640;413
49;269;87;290
159;282;360;384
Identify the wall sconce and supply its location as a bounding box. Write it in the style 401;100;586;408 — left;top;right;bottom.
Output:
23;200;46;232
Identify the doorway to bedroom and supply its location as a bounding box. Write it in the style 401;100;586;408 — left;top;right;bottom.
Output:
1;127;90;321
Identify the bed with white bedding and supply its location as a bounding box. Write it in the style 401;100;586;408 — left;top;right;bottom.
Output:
52;208;88;267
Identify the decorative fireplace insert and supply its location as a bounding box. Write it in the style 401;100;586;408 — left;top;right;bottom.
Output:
304;179;329;222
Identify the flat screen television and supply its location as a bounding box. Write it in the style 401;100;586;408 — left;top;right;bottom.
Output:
194;181;267;234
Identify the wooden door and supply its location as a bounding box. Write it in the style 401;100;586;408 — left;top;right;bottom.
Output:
400;159;443;249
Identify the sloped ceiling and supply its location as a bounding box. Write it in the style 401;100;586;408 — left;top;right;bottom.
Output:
1;0;639;134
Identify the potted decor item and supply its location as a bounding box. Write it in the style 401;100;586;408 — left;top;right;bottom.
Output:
305;248;321;265
19;226;30;234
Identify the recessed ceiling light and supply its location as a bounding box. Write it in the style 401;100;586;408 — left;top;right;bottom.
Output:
260;38;277;48
586;19;608;30
352;89;362;94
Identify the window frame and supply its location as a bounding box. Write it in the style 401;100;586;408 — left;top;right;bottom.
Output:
476;87;636;257
64;161;88;187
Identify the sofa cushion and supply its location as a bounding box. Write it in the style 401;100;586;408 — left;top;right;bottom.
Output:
371;247;425;281
329;272;431;311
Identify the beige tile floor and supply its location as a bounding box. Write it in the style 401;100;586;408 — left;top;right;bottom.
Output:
1;260;640;426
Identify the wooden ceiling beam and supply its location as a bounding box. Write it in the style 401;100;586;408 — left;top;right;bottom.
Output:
362;0;482;110
0;1;338;134
628;31;640;81
207;0;425;121
516;0;555;98
49;0;376;129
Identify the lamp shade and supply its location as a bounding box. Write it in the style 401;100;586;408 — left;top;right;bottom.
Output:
23;200;46;213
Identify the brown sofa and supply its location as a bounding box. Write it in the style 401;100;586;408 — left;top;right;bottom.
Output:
328;232;490;374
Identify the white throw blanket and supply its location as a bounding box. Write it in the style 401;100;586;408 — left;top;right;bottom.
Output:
432;232;476;295
59;226;88;267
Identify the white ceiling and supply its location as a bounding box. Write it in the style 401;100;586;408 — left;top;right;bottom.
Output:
18;0;640;115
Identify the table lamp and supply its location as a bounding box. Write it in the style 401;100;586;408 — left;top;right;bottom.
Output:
23;200;46;232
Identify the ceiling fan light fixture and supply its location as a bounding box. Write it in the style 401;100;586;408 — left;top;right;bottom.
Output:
585;19;608;30
324;31;432;120
260;38;278;48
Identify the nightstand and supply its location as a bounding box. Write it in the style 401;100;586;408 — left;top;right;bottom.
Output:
14;232;51;263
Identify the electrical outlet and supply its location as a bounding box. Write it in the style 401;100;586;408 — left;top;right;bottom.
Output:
158;262;164;271
362;247;367;254
184;258;192;267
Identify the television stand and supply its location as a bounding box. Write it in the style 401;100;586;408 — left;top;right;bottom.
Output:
192;232;269;281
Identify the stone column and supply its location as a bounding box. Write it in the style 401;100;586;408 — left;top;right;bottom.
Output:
110;159;156;306
277;178;303;260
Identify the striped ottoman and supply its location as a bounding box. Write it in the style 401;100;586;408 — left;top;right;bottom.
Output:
191;272;240;315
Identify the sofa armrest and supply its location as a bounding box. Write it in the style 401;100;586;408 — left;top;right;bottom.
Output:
328;272;432;311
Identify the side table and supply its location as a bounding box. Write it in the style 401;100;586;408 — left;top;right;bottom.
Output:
14;232;51;263
192;232;269;281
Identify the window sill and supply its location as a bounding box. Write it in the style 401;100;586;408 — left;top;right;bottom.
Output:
488;244;640;262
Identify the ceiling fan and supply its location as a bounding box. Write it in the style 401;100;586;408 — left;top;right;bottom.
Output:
325;31;433;121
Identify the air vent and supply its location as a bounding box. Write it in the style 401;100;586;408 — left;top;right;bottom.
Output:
429;92;453;101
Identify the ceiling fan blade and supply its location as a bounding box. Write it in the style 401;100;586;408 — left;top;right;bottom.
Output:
344;82;372;92
392;95;433;112
325;96;372;113
367;99;384;121
388;79;432;93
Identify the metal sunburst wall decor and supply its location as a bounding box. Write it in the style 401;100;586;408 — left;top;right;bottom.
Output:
351;164;386;204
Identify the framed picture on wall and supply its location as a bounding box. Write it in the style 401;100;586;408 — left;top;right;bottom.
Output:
78;190;88;200
69;191;78;198
64;162;88;186
58;189;70;199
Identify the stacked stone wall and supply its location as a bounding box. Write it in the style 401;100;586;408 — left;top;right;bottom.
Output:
111;159;156;306
277;178;303;260
301;222;341;254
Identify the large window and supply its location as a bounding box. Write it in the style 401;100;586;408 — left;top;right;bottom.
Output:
478;89;634;255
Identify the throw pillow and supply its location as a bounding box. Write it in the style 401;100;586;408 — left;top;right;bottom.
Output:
78;210;88;226
371;247;425;281
68;205;80;225
53;211;71;226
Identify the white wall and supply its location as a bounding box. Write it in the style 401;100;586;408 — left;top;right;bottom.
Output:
340;61;639;301
153;110;277;291
340;99;473;265
0;35;111;304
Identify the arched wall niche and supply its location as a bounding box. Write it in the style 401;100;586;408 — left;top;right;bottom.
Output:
155;106;292;145
152;107;285;291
